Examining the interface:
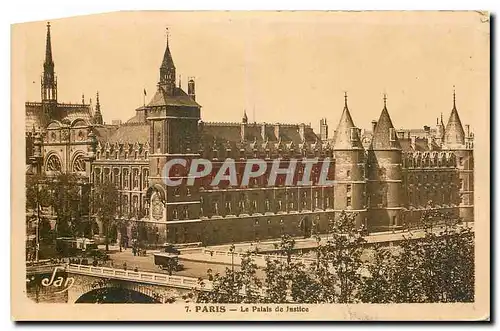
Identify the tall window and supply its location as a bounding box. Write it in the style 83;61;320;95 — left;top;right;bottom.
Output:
113;168;120;186
143;169;149;190
347;197;352;208
157;132;161;150
123;169;129;189
132;195;139;216
94;168;101;185
123;195;129;215
133;169;139;189
103;168;110;182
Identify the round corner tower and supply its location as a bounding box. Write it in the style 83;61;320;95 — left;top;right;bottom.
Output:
331;93;367;228
367;95;402;232
443;91;474;223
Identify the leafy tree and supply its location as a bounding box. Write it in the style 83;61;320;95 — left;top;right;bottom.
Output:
92;180;120;251
315;211;366;303
359;210;474;303
358;244;397;303
50;173;87;238
197;252;263;303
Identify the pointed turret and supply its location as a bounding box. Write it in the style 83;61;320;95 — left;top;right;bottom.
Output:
93;91;103;125
370;94;401;150
41;22;57;102
332;92;362;150
444;89;465;147
242;110;248;124
159;30;176;96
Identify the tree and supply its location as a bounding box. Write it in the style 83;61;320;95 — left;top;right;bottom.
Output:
92;180;120;251
359;244;398;303
359;210;474;303
196;252;263;303
50;173;87;239
315;211;366;303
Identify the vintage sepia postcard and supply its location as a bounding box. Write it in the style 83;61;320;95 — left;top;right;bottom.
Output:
11;11;490;321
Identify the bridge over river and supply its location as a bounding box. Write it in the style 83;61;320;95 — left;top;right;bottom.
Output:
27;264;214;303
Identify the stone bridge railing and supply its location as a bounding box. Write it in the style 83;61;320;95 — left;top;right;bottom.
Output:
65;264;212;291
66;264;269;298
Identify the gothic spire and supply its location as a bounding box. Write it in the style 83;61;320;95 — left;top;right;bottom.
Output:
41;22;57;102
93;91;103;125
44;22;53;68
159;28;176;95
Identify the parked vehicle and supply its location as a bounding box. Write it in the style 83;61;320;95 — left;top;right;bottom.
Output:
153;252;183;273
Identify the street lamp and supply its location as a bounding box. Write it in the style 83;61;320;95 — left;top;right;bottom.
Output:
229;243;235;275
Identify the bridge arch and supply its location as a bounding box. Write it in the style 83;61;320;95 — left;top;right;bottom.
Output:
75;287;161;303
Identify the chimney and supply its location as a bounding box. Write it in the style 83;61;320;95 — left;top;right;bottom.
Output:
320;118;328;141
299;123;306;142
465;124;470;137
261;123;267;141
410;135;416;150
188;77;196;101
274;123;280;140
371;120;377;132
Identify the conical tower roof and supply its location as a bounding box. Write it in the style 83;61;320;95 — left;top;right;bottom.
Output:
370;95;401;150
332;93;363;150
444;91;465;146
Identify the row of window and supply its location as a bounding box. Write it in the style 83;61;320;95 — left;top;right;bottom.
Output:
93;167;149;190
198;193;338;217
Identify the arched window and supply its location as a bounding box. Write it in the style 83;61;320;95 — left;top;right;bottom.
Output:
72;155;86;172
46;154;62;172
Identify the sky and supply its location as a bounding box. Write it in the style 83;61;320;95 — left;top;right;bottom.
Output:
15;11;489;133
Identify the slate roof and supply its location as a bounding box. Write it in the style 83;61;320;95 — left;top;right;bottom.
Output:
147;86;200;108
106;124;150;144
444;105;465;146
370;106;401;150
25;102;92;132
331;104;363;150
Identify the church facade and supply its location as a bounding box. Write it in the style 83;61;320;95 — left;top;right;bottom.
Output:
26;24;474;246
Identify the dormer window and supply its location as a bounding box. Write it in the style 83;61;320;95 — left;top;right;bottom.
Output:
350;127;359;142
389;128;396;142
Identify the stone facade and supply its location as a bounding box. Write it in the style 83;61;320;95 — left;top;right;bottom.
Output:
26;24;474;247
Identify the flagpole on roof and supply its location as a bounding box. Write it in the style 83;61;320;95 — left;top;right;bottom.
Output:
143;88;147;107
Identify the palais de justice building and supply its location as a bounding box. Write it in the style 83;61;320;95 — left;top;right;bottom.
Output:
26;24;474;246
